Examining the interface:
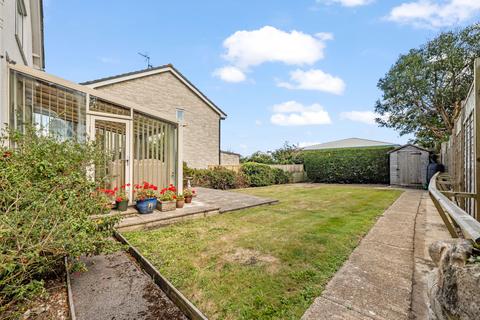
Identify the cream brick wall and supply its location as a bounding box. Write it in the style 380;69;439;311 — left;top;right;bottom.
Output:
93;71;221;169
220;151;240;165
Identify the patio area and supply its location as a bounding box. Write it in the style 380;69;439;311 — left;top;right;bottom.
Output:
116;187;278;231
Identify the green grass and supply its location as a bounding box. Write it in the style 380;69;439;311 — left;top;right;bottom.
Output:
124;184;402;320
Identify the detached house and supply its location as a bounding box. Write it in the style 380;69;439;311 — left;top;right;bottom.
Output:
82;66;228;169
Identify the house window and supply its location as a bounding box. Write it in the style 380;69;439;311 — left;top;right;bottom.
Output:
176;109;185;123
15;0;27;50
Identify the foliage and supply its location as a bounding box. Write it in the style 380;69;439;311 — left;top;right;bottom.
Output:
159;184;177;202
0;127;118;315
184;162;291;190
176;194;185;201
242;142;303;164
133;182;158;201
303;147;394;184
183;188;196;197
270;142;304;164
272;167;291;184
100;184;130;202
375;23;480;148
241;162;275;187
125;184;402;319
241;151;274;164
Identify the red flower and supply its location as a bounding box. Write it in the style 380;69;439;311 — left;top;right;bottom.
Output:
116;196;124;202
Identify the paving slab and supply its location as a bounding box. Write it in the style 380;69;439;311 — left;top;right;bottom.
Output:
194;187;278;212
302;190;423;320
70;251;187;320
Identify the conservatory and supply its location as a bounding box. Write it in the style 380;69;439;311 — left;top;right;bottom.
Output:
7;64;183;201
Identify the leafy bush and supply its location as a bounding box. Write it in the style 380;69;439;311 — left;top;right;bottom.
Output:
184;162;291;189
303;147;394;184
241;142;303;164
272;167;292;184
0;128;118;315
241;162;276;187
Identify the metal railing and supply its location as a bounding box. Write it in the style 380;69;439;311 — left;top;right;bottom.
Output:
429;172;480;244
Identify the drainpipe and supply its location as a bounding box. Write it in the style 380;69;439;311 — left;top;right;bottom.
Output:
177;123;184;194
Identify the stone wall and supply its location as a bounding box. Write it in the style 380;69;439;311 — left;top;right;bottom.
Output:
220;151;240;165
427;239;480;320
93;71;221;169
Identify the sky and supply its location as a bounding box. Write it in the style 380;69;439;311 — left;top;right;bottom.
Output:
42;0;480;156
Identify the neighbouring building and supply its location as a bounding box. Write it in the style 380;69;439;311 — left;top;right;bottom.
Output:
220;150;240;165
82;66;228;169
302;138;399;151
0;0;45;127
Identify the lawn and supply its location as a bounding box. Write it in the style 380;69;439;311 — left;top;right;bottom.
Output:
124;184;402;320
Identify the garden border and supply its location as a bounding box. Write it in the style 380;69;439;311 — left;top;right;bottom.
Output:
64;257;77;320
113;230;208;320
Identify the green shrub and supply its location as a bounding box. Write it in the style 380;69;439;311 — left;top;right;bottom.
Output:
303;147;394;184
241;162;276;187
272;167;291;184
0;128;118;315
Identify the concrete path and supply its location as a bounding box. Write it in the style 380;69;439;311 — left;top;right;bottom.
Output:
70;251;188;320
302;190;450;320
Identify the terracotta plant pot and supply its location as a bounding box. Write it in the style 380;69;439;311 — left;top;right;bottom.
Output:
157;200;176;212
116;200;128;212
176;200;185;208
185;196;193;204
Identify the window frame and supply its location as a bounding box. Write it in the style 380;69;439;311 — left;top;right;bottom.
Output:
15;0;27;64
176;108;185;123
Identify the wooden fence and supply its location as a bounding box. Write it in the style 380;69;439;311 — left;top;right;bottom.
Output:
208;164;306;183
439;59;480;221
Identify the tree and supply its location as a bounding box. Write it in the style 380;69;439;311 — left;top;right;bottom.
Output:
270;142;303;164
375;23;480;148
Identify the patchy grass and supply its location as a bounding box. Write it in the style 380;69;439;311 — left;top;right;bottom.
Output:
124;184;402;320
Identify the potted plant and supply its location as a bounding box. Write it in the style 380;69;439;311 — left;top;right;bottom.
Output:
183;188;196;204
111;184;130;212
176;194;185;208
157;184;177;212
134;182;158;214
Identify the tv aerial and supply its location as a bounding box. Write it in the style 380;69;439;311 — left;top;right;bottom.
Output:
138;52;153;69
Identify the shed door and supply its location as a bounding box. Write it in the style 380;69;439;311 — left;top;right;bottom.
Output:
398;151;422;186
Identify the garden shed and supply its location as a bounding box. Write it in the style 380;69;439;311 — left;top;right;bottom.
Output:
389;144;430;188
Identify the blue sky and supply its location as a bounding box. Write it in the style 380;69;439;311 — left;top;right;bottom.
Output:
43;0;480;155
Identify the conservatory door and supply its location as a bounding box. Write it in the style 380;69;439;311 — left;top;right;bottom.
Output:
90;116;132;194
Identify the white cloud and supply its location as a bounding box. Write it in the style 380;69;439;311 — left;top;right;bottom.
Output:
270;101;332;126
386;0;480;28
321;0;374;7
277;69;345;95
298;141;321;148
213;66;246;83
255;119;262;126
222;26;332;69
340;110;387;125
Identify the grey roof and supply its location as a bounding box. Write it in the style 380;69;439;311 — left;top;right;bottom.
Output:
81;64;227;119
302;138;399;150
387;144;430;154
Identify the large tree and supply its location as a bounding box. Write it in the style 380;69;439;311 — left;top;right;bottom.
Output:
375;23;480;148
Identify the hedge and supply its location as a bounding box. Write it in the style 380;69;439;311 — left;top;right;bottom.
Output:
303;146;394;184
184;162;291;189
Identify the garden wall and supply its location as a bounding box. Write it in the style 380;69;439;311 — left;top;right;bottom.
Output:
303;146;394;184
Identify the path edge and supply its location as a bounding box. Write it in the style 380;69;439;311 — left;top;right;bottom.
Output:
113;230;208;320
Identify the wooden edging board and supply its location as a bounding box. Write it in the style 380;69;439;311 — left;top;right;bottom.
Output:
64;257;77;320
113;230;208;320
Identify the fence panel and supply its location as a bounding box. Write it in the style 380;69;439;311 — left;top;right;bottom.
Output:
440;59;480;220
